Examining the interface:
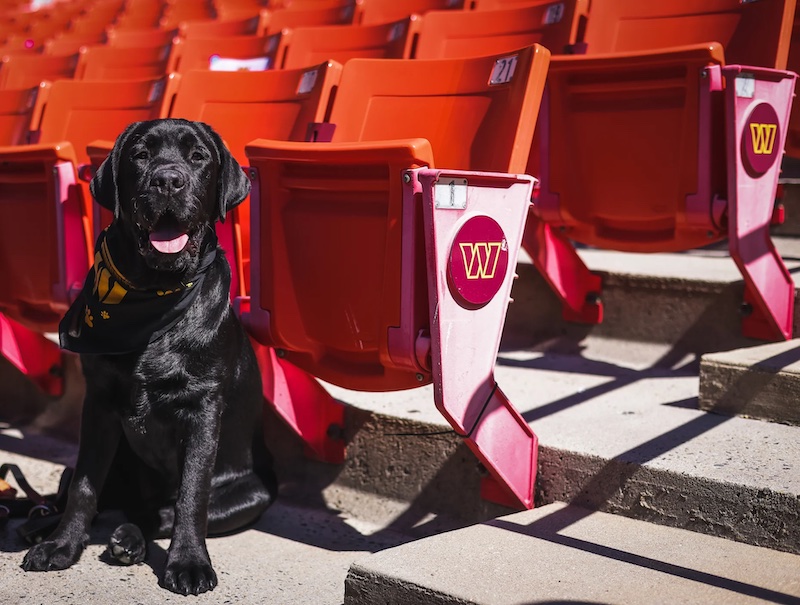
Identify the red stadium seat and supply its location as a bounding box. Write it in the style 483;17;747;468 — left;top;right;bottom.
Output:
44;31;107;56
0;53;79;90
88;63;342;297
0;86;40;145
527;0;797;340
112;0;165;30
106;27;178;48
414;0;589;59
178;14;266;38
279;17;417;69
783;13;800;156
0;76;175;395
243;45;550;507
0;77;175;334
75;43;172;80
167;34;284;73
262;3;358;33
160;0;214;29
356;0;463;25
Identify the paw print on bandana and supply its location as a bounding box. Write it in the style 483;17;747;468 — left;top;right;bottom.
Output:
84;306;94;328
100;310;110;320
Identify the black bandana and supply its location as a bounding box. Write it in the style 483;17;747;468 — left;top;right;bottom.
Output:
59;227;216;354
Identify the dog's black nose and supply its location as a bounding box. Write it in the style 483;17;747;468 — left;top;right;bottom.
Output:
151;168;186;193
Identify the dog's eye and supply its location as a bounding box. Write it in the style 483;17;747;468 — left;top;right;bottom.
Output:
191;151;206;162
132;150;149;161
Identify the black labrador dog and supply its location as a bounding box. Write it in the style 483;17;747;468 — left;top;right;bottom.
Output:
21;118;277;595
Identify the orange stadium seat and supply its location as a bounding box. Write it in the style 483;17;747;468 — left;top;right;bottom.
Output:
160;0;214;29
0;53;79;90
0;86;40;145
168;64;341;297
75;43;172;79
0;77;175;333
112;0;165;30
106;27;178;48
414;0;589;59
88;63;341;297
67;3;124;36
215;0;267;20
44;31;108;56
0;76;175;395
356;0;463;25
527;0;797;341
469;0;559;8
178;14;266;38
243;45;550;507
262;3;358;33
279;16;417;69
783;12;800;156
167;33;284;72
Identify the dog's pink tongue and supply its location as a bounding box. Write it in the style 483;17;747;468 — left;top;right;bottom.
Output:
149;229;189;254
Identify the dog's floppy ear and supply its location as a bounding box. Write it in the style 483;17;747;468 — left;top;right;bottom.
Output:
199;122;250;224
90;122;140;218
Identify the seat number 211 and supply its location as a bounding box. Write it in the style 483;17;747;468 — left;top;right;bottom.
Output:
490;55;518;85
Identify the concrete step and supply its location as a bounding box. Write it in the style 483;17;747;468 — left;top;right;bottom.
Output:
344;502;800;605
700;339;800;426
0;430;410;605
271;347;800;556
504;237;800;362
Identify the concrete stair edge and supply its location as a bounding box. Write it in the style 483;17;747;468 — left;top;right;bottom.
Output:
699;339;800;426
342;502;800;605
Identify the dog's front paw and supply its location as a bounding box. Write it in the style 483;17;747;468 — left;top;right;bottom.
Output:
162;552;218;595
21;539;83;571
108;523;147;565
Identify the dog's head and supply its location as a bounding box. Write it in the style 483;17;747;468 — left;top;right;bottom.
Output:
91;118;250;273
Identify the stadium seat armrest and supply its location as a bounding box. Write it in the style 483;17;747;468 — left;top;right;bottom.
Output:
0;142;78;165
86;140;115;167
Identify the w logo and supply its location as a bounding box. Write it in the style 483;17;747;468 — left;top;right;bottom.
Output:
448;216;509;308
459;242;503;280
750;122;777;155
742;103;781;177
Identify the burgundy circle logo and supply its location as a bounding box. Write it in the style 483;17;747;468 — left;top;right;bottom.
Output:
742;103;780;177
448;216;509;308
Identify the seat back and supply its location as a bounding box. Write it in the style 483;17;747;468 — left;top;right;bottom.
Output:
168;34;284;72
35;77;175;164
160;0;214;29
583;0;794;69
106;27;178;48
75;44;172;80
169;63;342;295
0;77;175;330
530;0;796;251
112;0;165;30
0;86;40;145
178;14;264;38
44;31;108;56
329;49;546;173
414;0;588;59
357;0;463;25
264;4;358;33
532;46;728;251
245;45;550;390
0;53;79;90
782;11;800;157
280;17;417;69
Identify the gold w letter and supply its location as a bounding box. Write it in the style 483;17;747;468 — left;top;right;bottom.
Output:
460;242;502;280
750;123;777;155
